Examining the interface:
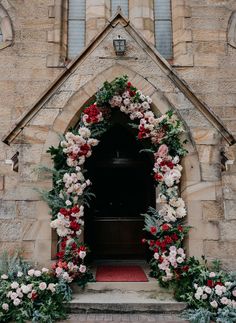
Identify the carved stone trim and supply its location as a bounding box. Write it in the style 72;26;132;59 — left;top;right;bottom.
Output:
171;0;193;67
228;11;236;49
0;2;13;50
46;0;68;67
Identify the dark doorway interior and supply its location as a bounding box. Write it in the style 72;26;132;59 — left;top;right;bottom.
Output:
85;113;155;260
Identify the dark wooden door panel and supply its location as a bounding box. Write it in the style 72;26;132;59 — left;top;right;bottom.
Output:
91;219;145;259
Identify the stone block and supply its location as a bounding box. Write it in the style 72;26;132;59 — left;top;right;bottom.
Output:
191;128;220;145
181;153;201;190
0;221;22;241
181;181;218;201
222;174;236;200
197;145;220;164
220;221;236;241
0;200;16;219
16;201;38;219
204;240;236;259
224;200;236;220
202;201;223;221
201;162;221;181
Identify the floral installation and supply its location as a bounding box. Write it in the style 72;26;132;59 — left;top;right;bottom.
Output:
25;75;236;322
0;257;71;323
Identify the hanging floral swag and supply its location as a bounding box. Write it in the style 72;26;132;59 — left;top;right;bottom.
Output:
37;75;236;322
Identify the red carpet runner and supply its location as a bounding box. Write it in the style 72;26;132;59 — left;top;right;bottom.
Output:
96;265;148;282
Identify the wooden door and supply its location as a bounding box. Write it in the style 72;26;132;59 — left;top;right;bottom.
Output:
85;121;155;260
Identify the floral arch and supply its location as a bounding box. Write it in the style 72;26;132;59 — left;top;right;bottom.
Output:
41;75;236;320
44;75;188;282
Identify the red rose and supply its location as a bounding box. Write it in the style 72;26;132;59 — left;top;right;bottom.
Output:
56;251;65;259
182;265;189;272
149;240;155;246
216;282;223;286
154;173;163;181
71;205;80;214
60;240;67;250
141;238;146;244
162;224;170;231
127;82;132;87
31;291;38;301
150;226;157;234
177;225;183;232
70;220;80;231
164;236;173;244
79;143;90;156
207;280;214;288
59;208;68;216
171;233;179;241
71;242;77;250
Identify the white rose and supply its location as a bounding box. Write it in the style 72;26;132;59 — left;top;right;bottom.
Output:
221;297;229;305
42;268;49;273
21;284;30;294
2;303;9;311
194;293;201;300
65;200;72;206
13;298;21;306
202;294;208;300
28;269;35;276
79;265;86;273
205;286;212;294
17;272;23;277
10;292;18;300
209;272;216;278
154;252;159;260
39;282;47;291
78;127;91;138
210;300;218;308
47;283;56;293
232;289;236;297
176;257;184;264
11;282;19;289
79;251;86;259
55;267;63;276
34;270;42;277
1;274;8;280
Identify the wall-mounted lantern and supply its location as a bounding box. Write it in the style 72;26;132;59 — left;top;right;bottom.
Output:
113;35;126;56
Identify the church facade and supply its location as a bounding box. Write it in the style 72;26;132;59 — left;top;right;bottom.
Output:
0;0;236;270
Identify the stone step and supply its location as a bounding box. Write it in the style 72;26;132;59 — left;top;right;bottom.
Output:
71;281;171;293
68;290;187;314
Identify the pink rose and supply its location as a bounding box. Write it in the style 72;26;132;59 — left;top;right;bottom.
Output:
157;144;168;157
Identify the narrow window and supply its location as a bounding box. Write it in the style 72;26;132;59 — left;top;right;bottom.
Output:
68;0;86;59
111;0;129;17
154;0;173;59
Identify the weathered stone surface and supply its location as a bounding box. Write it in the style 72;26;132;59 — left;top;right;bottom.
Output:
201;162;221;181
222;174;236;200
220;221;236;241
224;200;236;220
0;200;16;219
202;201;223;221
0;221;22;241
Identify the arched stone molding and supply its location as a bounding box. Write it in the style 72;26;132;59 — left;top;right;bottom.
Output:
27;66;221;266
228;11;236;49
0;3;13;50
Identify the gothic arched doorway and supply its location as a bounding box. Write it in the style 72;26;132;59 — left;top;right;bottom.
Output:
85;111;155;260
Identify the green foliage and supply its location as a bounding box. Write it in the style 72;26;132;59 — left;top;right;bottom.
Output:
182;308;212;323
0;251;31;278
96;75;128;106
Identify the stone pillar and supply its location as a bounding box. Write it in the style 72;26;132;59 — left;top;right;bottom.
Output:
129;0;155;45
86;0;110;45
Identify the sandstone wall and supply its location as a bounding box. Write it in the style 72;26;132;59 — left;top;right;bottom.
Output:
0;0;235;269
